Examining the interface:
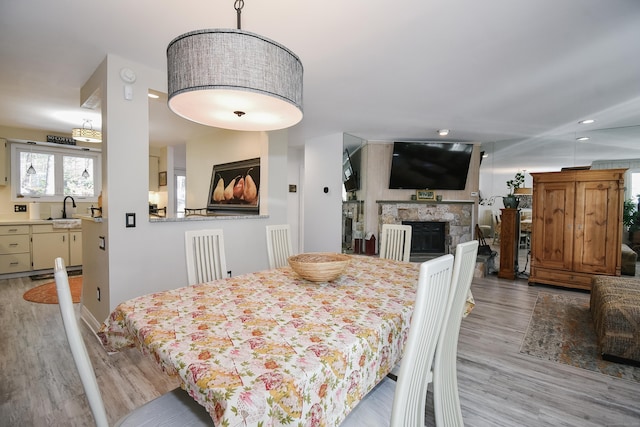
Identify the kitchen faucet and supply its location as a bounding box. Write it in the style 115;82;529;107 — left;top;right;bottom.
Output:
62;196;76;219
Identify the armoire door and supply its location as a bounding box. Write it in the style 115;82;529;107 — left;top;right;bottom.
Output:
573;179;620;274
532;180;575;271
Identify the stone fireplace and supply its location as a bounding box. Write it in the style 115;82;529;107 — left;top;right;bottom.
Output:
377;200;474;255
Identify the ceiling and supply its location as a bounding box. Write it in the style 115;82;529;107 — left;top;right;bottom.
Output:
1;0;640;155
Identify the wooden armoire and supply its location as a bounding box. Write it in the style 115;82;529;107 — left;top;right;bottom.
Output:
529;168;625;290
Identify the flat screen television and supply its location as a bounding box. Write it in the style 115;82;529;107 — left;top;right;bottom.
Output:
388;141;473;190
343;148;361;192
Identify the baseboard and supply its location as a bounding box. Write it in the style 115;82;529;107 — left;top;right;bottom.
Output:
81;305;101;334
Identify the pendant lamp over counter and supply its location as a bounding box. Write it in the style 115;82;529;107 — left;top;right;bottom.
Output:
167;0;303;131
72;119;102;143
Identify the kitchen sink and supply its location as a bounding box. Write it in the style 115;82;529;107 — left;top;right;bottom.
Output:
50;219;82;229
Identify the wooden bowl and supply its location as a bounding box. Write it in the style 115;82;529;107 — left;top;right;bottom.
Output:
288;253;350;282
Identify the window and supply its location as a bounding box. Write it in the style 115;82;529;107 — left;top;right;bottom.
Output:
11;141;101;202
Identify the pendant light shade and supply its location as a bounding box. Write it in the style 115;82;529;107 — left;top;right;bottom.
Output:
72;119;102;143
167;28;303;131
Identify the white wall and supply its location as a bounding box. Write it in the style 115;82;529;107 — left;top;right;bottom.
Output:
287;146;303;253
303;133;343;253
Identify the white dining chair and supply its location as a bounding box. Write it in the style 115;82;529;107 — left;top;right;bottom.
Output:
379;224;412;262
340;254;454;427
266;224;294;269
53;257;211;427
185;229;228;285
433;239;479;427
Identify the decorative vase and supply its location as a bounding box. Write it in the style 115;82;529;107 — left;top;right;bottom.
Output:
503;195;519;209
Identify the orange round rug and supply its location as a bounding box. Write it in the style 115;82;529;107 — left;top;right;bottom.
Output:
23;276;82;304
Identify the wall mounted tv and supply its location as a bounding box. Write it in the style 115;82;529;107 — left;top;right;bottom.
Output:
388;141;473;190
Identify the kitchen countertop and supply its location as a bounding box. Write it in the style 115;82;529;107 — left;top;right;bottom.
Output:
0;214;101;225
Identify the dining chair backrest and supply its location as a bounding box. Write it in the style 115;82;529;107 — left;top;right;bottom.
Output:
185;229;228;285
390;253;454;426
55;257;212;426
266;224;293;269
379;224;412;262
433;240;479;427
54;257;110;427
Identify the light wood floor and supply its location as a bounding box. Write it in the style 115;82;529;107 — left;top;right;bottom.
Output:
1;272;639;426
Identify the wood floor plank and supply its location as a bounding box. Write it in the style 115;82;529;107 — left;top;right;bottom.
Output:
1;270;639;426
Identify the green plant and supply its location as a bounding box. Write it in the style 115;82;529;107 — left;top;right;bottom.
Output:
623;197;640;232
506;172;525;196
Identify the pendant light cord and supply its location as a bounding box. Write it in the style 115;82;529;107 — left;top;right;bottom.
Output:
235;0;244;29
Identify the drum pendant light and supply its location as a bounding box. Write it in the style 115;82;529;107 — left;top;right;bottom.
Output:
72;119;102;143
167;0;303;131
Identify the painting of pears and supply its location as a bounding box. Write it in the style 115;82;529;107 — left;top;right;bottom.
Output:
208;158;261;212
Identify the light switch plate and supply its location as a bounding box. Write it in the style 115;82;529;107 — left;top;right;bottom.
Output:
126;213;136;228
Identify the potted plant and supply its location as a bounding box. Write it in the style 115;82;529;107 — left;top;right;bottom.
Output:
623;197;640;243
503;172;525;209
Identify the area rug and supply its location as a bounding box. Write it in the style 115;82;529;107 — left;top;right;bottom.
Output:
23;276;82;304
520;292;640;382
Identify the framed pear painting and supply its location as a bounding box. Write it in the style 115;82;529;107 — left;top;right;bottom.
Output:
207;158;261;213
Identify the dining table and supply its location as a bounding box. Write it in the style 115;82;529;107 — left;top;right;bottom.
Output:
99;254;474;426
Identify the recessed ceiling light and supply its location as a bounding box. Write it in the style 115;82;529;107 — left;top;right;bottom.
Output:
437;129;449;136
576;136;590;141
578;119;595;125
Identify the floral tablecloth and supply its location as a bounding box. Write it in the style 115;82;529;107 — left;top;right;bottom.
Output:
99;255;474;426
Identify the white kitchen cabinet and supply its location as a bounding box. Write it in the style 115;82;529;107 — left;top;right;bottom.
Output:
0;225;31;274
31;224;82;270
70;230;82;266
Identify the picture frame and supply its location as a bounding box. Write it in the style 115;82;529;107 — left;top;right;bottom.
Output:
416;189;435;201
207;157;261;213
158;171;167;186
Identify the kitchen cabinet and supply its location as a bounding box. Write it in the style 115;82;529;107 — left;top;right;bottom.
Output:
0;225;31;274
69;230;82;266
31;224;82;270
529;169;625;290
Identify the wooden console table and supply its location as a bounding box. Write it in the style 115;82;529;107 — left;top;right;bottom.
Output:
498;208;519;279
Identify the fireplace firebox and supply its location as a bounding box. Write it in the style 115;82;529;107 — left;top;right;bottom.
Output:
402;221;448;254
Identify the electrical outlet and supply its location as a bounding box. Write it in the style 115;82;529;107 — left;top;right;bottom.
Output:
227;270;232;278
14;204;27;212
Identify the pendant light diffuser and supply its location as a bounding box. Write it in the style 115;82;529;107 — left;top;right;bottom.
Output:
167;29;303;131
